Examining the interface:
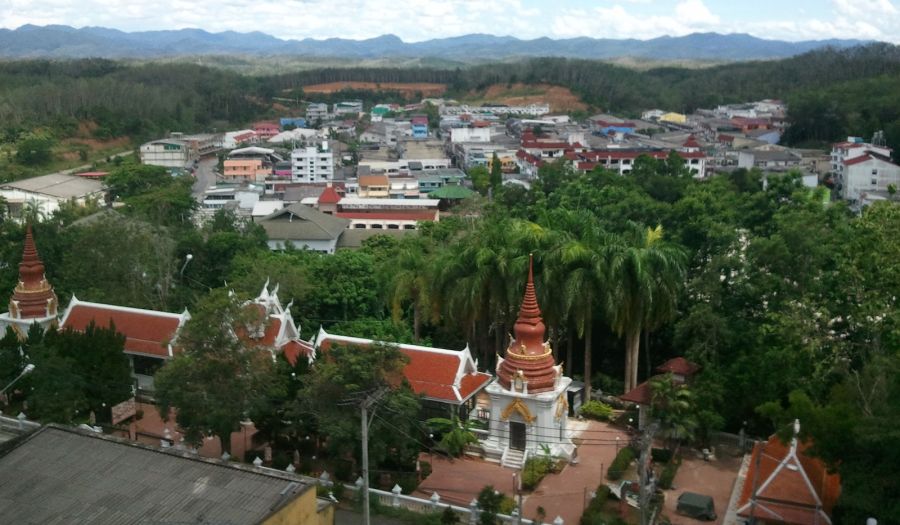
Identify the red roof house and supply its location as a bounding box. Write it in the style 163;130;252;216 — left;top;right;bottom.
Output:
737;421;841;525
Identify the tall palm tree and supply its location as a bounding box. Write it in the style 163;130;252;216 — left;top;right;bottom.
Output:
546;210;615;400
385;236;437;343
608;225;686;392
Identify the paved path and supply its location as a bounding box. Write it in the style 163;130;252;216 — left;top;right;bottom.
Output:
660;453;742;525
192;157;218;201
415;420;630;524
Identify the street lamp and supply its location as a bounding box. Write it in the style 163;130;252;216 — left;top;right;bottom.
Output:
1;364;35;396
179;254;194;278
615;436;621;454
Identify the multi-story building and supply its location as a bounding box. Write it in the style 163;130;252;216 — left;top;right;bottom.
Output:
831;137;892;179
291;141;334;183
840;152;900;201
411;115;429;139
306;102;329;122
139;139;197;168
450;127;491;143
333;100;363;116
222;159;271;183
253;121;281;141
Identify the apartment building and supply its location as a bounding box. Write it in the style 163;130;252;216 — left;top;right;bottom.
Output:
291;141;334;183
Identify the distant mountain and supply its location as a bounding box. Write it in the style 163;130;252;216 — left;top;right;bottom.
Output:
0;25;870;62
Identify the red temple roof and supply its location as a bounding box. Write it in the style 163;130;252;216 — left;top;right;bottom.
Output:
655;357;700;377
8;226;58;320
318;185;342;205
60;299;188;358
737;427;841;525
310;328;492;404
497;255;558;393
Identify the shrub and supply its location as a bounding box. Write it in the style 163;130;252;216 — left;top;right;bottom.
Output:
580;401;614;421
658;457;682;490
651;448;673;464
522;455;554;490
606;447;635;481
580;485;628;525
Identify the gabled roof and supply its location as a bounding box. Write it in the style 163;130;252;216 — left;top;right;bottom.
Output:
0;425;315;525
317;185;342;205
843;152;897;167
620;380;652;405
655;357;700;377
59;297;189;358
737;424;841;525
310;328;493;404
258;203;350;241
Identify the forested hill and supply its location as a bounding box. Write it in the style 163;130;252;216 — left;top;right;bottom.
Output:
2;44;900;151
0;25;867;61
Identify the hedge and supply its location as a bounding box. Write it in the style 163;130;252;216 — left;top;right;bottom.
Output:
606;447;636;481
579;401;614;421
658;457;682;490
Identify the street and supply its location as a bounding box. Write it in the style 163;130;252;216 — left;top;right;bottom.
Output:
192;157;219;201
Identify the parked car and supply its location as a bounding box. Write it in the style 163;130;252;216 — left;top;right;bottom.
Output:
676;492;716;521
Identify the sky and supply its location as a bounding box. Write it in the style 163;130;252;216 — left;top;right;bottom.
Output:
1;0;899;43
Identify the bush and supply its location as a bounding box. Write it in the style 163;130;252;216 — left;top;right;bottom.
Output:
651;448;673;464
580;401;614;421
606;447;636;481
522;455;554;490
658;457;682;490
580;486;627;525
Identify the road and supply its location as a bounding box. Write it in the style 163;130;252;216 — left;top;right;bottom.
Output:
42;149;134;177
192;157;219;201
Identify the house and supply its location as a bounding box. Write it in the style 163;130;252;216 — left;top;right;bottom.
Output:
223;158;270;183
301;327;493;419
257;203;350;253
737;150;801;171
0;425;332;525
736;421;840;525
253;121;281;141
280;117;307;129
358;174;391;198
659;112;688;125
450;127;491;143
593;118;637;135
333;100;363;116
223;129;258;149
568;149;709;178
840;152;900;202
139;138;197;168
411;115;429;139
333;197;440;230
306;102;329;122
620;357;699;429
291;142;334;183
0;173;105;220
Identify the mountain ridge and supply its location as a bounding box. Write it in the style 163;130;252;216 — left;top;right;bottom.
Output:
0;25;871;61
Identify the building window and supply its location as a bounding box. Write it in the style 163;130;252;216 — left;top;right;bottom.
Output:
354;223;366;229
871;178;878;186
372;224;383;229
133;355;164;376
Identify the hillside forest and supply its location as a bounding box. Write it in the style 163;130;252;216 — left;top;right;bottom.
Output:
3;43;900;180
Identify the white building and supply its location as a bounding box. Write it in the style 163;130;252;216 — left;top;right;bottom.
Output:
222;130;259;149
139;139;196;168
333;100;363;116
450;127;491;143
841;153;900;201
831;138;892;181
357;158;451;175
0;174;105;221
306;102;330;122
291;142;334;183
481;260;574;467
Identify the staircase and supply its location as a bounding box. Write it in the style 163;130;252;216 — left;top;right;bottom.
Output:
502;447;526;470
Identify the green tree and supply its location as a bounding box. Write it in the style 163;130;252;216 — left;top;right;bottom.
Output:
104;162;173;200
154;290;279;452
608;225;686;392
649;374;698;450
469;166;491;196
489;153;503;193
294;342;421;478
14;132;54;166
385;236;437;342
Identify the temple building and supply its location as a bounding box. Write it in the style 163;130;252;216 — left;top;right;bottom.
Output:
0;226;59;336
481;257;574;468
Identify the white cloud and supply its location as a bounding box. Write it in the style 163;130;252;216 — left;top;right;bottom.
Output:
551;0;720;39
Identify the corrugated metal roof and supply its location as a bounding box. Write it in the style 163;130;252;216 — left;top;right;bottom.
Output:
0;426;313;524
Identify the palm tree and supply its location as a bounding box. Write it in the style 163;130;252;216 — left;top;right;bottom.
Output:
649;374;698;450
608;225;686;392
385;237;437;343
546;210;615;400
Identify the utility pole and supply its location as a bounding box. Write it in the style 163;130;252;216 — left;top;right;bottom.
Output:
638;423;658;525
341;388;386;525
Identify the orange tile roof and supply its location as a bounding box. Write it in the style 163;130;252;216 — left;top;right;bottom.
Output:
314;330;492;404
61;301;185;358
282;339;315;365
655;357;699;377
620;380;652;405
737;433;841;525
317;185;342;204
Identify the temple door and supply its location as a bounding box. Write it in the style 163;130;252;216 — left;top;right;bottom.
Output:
509;421;526;450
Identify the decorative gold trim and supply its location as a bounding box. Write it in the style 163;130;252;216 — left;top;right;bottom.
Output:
555;393;569;421
501;398;536;423
508;349;553;361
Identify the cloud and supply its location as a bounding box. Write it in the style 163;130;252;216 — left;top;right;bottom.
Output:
551;0;720;39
